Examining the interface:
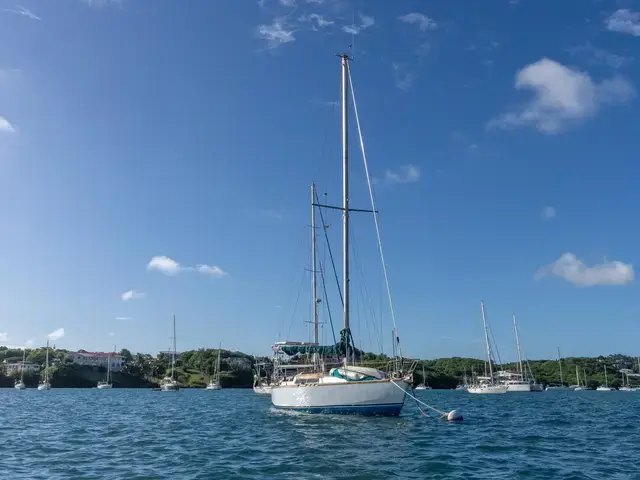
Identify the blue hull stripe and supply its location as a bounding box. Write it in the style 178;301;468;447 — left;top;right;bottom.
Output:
274;403;404;416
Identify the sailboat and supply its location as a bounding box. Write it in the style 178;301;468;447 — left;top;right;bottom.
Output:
37;340;51;390
504;314;543;392
619;371;632;391
545;347;571;390
97;345;115;389
414;364;431;390
205;343;222;390
270;54;413;415
596;364;614;391
14;349;26;390
160;315;180;392
572;365;584;391
467;302;508;394
253;359;273;395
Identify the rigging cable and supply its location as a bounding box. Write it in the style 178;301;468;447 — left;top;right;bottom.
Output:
285;267;310;340
318;259;338;345
315;191;344;308
347;65;402;359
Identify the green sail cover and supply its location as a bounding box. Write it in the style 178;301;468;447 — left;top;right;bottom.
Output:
279;329;363;357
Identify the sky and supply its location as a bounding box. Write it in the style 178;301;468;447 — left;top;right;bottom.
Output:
1;0;640;362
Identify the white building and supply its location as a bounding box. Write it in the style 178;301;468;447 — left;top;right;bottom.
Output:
157;350;181;358
4;361;41;375
66;350;124;372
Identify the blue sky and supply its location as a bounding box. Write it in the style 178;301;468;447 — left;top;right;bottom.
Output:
1;0;639;361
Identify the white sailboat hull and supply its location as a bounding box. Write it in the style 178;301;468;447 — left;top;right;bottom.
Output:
596;386;614;391
14;382;26;390
97;383;113;389
506;382;543;392
205;383;221;390
467;385;508;394
37;383;51;390
271;379;410;415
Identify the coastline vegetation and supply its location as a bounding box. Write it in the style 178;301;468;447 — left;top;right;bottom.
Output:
1;346;637;389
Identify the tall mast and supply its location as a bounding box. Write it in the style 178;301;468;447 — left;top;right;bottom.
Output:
480;302;494;384
45;339;49;382
217;342;222;382
340;54;350;340
21;349;25;382
557;346;564;385
604;364;608;387
172;314;176;380
311;183;319;345
512;314;523;376
576;365;580;387
108;344;114;383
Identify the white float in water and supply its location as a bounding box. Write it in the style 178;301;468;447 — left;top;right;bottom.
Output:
444;409;463;422
395;381;463;422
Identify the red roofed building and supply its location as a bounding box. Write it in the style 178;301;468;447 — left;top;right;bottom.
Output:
66;350;124;372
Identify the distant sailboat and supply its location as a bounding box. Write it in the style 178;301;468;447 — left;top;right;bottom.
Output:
414;364;431;390
572;365;584;391
253;359;273;395
467;302;507;394
596;364;614;391
205;343;222;390
618;370;637;391
160;315;180;392
14;349;26;390
97;345;115;389
504;314;543;392
545;347;571;390
37;340;51;390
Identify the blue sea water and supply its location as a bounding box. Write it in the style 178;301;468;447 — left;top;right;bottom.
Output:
1;388;639;479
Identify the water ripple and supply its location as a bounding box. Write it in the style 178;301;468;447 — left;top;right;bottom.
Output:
1;389;639;479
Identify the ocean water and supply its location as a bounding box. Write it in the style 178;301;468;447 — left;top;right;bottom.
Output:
2;388;639;479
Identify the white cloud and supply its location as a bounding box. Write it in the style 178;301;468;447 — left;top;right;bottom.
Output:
48;328;65;341
0;333;8;342
342;13;374;35
393;63;413;90
540;206;556;220
108;332;115;336
536;253;634;287
25;339;34;347
398;13;437;32
81;0;122;8
488;58;635;134
121;289;145;301
196;264;228;277
115;317;132;321
306;0;324;3
0;117;15;134
147;256;181;275
384;164;420;184
298;13;333;29
147;256;228;278
279;0;296;5
606;9;640;36
257;19;295;49
4;6;41;20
